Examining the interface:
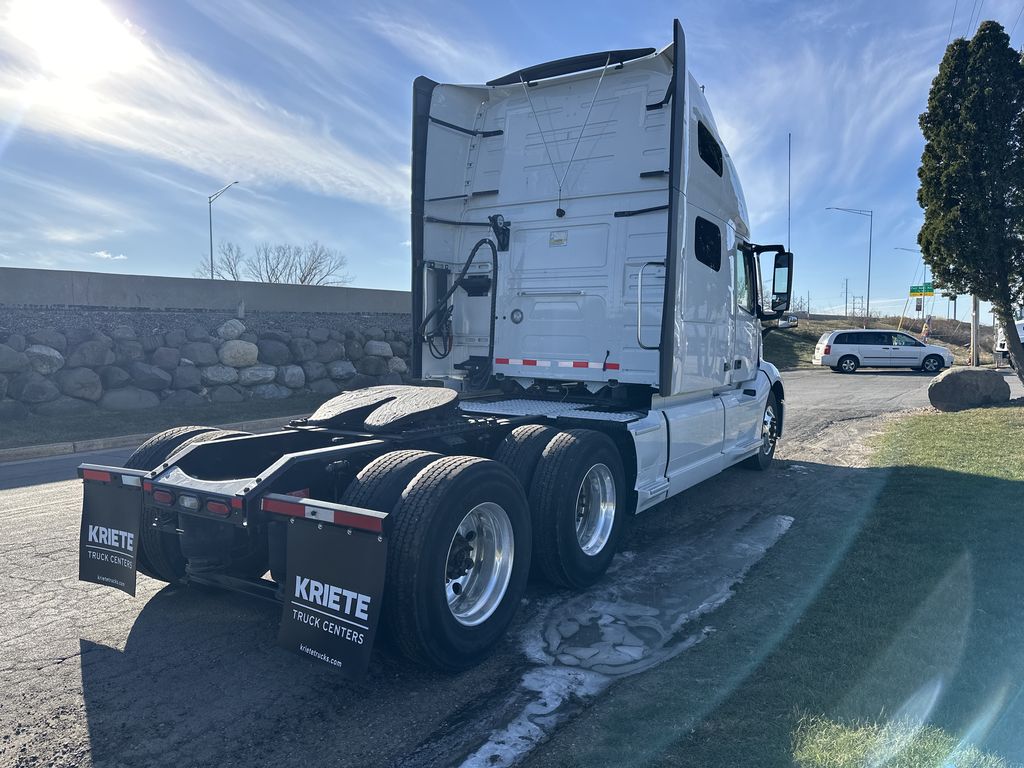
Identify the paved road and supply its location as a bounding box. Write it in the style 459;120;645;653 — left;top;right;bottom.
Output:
1;369;1020;768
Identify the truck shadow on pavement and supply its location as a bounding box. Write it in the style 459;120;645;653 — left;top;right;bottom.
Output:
76;459;1024;768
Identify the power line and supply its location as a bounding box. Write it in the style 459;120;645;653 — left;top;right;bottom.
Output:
1011;2;1024;38
966;0;979;36
947;0;960;45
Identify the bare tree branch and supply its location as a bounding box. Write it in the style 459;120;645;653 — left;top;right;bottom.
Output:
198;240;353;285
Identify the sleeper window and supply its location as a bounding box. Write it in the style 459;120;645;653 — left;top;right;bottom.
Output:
697;121;724;177
694;217;722;272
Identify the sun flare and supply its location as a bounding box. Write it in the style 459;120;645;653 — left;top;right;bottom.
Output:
5;0;148;85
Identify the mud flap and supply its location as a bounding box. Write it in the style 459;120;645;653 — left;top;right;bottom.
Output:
276;517;387;679
78;467;145;596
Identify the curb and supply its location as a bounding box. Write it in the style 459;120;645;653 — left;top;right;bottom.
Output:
0;414;306;465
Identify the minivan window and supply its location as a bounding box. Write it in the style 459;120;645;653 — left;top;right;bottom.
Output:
892;333;922;347
834;333;851;344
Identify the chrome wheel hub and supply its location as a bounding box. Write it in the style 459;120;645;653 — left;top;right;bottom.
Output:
761;404;778;455
575;463;616;556
445;502;514;627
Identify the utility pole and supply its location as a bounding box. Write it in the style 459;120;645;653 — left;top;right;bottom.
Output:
971;295;980;367
208;181;239;280
806;291;810;316
843;278;849;317
826;206;873;325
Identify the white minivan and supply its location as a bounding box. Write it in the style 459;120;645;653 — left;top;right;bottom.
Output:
813;329;953;373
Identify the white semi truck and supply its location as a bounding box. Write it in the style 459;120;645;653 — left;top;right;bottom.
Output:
77;21;793;678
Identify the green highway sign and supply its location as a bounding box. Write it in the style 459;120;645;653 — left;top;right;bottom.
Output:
910;282;934;297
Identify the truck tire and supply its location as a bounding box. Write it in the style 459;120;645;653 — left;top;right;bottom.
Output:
493;424;558;492
384;456;531;670
126;427;250;583
340;449;442;512
529;429;626;590
742;392;780;471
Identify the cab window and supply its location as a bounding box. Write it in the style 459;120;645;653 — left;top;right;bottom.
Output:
734;245;756;314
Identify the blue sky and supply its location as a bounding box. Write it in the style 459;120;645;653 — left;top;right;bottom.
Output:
0;0;1020;318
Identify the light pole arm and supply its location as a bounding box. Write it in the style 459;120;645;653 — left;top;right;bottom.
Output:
207;181;239;280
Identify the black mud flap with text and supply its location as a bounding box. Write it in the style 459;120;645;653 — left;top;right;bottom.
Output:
277;517;387;679
78;466;145;597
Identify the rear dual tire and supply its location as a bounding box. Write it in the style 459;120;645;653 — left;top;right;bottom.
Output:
342;452;531;670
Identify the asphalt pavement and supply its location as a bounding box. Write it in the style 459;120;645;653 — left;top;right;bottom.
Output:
1;368;1020;768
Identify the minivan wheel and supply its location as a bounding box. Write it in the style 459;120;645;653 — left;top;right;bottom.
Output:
921;355;943;374
838;356;858;374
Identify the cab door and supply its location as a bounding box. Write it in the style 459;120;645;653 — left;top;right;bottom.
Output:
730;241;759;383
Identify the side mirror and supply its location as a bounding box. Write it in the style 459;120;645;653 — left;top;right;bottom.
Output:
770;251;793;313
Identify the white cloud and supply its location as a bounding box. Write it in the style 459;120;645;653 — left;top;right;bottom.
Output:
92;249;126;260
0;0;409;208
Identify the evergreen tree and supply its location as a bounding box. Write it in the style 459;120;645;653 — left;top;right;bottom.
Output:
918;20;1024;381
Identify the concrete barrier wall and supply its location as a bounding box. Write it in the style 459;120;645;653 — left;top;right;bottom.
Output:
0;267;410;314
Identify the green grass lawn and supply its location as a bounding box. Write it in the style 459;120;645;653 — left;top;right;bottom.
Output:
0;393;332;450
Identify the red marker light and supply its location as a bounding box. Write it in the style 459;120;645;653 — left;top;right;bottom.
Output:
152;490;174;505
206;501;230;517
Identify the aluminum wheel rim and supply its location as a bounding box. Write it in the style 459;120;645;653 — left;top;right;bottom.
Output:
761;404;779;455
841;358;856;372
445;502;514;627
575;463;616;556
924;357;939;372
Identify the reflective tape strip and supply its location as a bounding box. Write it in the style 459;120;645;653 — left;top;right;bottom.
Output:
496;358;620;371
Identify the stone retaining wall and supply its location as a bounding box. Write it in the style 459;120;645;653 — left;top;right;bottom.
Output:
0;315;413;420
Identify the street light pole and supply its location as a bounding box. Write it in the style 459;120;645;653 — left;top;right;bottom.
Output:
826;206;873;325
208;181;239;280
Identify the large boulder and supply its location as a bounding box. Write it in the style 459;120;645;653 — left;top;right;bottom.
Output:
100;387;160;411
309;379;340;396
99;365;131;390
25;345;64;375
65;327;107;347
172;364;203;391
315;340;346;363
257;339;292;365
289;337;318;362
327;360;357;380
378;372;404;385
5;333;26;352
239;331;259;345
186;323;209;341
389;340;409;357
140;333;164;353
259;329;291;343
364;340;393;358
151;346;181;371
928;367;1011;412
129;361;173;391
276;364;305;389
219;340;259;368
201;364;239;386
237;364;277;386
113;339;145;365
355;356;388;377
110;325;136;341
162;389;207;408
309;326;330;343
0;344;29;373
0;373;7;400
289;325;309;339
57;368;103;401
26;328;67;354
341;373;379;391
364;326;386;342
251;382;292;399
345;339;364;361
217;318;246;340
10;372;61;403
67;341;115;368
387;357;409;375
210;384;246;403
180;341;219;366
34;396;96;416
164;329;187;348
0;399;29;420
301;361;327;382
